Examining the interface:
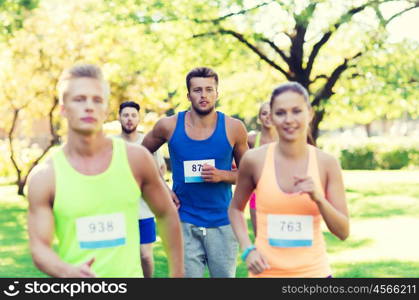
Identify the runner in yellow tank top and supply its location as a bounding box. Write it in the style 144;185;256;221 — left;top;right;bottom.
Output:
247;102;278;236
27;64;183;278
229;82;349;277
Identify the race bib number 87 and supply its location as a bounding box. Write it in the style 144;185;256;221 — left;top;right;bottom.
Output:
76;213;126;249
267;214;313;248
183;159;215;183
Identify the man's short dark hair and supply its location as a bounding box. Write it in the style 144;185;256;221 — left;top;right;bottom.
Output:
119;101;140;114
186;67;218;92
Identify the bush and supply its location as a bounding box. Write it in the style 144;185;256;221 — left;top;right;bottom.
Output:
408;149;419;167
318;136;419;170
376;149;410;170
341;147;377;170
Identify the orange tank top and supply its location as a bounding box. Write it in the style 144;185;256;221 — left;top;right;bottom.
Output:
252;143;331;277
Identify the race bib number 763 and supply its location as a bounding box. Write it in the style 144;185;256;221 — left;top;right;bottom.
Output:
267;214;313;248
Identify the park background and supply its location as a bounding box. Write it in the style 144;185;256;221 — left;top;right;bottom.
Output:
0;0;418;277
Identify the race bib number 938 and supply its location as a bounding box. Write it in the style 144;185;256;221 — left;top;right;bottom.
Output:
76;213;126;249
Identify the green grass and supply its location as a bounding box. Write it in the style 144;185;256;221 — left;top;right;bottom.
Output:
0;187;46;277
332;261;419;278
1;170;418;278
346;183;419;219
323;232;374;255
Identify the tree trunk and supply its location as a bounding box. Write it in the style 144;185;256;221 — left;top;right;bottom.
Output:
311;109;325;144
365;123;372;137
9;97;60;197
18;179;25;196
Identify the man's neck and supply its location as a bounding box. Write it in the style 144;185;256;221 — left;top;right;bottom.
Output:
120;131;139;143
65;130;109;157
187;109;217;128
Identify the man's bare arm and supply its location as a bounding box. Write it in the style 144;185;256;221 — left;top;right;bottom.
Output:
142;116;180;207
128;145;184;277
142;117;175;153
27;163;95;278
202;117;249;184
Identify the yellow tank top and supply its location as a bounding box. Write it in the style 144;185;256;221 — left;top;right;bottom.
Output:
52;138;142;277
252;143;331;277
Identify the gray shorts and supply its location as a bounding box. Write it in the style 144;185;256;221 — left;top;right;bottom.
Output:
181;222;238;278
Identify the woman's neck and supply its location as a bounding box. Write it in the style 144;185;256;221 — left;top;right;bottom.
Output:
261;125;277;142
277;138;308;159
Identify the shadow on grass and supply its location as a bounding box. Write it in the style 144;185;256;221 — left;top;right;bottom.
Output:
0;203;28;245
0;200;46;277
153;242;169;278
346;182;419;219
0;249;46;277
346;183;419;198
332;260;419;278
324;232;373;254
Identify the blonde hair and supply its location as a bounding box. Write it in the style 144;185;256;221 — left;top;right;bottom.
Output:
57;64;110;103
258;102;270;118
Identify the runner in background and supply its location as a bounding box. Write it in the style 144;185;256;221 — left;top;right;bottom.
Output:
142;67;249;277
247;102;278;236
117;100;167;278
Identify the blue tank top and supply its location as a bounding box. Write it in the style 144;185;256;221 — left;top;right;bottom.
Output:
168;111;233;227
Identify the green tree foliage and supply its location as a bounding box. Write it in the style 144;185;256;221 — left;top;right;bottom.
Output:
1;0;418;194
116;0;417;140
0;1;94;194
0;0;39;38
1;0;221;194
323;41;419;131
0;0;178;193
102;0;284;128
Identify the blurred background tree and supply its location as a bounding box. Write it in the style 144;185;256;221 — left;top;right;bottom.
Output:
0;0;418;194
0;0;39;39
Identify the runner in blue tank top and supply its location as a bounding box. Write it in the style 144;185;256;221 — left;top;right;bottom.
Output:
142;67;249;277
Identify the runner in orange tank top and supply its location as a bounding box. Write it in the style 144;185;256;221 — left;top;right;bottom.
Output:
229;82;349;277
